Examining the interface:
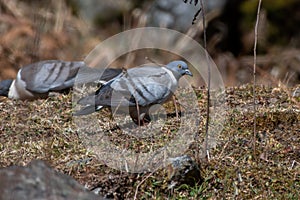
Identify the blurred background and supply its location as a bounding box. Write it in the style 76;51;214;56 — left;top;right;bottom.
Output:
0;0;299;86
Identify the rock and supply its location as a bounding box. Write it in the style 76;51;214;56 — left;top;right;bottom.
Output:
71;0;134;24
147;0;227;32
0;160;102;200
167;155;203;189
147;0;199;32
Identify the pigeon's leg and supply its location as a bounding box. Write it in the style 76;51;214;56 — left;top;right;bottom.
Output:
139;113;147;125
143;113;151;122
129;104;142;126
172;95;179;120
129;107;151;126
136;111;150;126
140;107;152;125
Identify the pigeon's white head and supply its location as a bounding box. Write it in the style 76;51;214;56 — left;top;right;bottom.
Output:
166;60;193;78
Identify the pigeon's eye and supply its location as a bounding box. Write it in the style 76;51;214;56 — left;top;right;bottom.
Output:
177;64;182;69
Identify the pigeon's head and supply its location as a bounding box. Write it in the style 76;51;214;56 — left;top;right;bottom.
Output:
0;79;13;97
166;60;192;78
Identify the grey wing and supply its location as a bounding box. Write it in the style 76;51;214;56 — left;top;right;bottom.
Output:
109;66;176;107
21;60;84;93
21;59;122;93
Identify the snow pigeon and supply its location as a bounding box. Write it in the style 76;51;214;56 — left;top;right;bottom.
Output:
0;60;122;100
74;60;193;124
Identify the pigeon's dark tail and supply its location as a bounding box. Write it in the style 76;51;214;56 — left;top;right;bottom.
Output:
0;79;13;97
73;105;103;116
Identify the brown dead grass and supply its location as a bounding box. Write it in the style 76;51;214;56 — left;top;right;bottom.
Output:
0;85;299;199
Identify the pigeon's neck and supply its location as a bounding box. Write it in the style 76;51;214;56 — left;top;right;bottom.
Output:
0;79;13;97
162;67;181;82
171;71;182;80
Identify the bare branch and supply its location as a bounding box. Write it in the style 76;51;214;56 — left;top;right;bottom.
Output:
253;0;263;158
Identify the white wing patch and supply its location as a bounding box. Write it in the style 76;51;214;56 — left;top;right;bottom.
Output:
8;80;21;99
8;70;45;100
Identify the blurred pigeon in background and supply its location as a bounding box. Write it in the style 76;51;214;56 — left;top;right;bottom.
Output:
75;60;192;125
0;60;122;100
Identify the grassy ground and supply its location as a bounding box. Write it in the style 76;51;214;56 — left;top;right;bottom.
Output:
0;84;299;199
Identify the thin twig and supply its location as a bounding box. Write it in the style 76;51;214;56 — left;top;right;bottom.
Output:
135;98;141;127
199;0;211;160
172;95;179;120
145;56;165;67
253;0;262;158
133;165;162;200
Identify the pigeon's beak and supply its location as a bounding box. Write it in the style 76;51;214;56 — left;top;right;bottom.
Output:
185;69;193;76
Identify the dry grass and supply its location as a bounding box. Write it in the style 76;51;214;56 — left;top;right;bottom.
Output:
0;84;299;199
0;1;299;199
